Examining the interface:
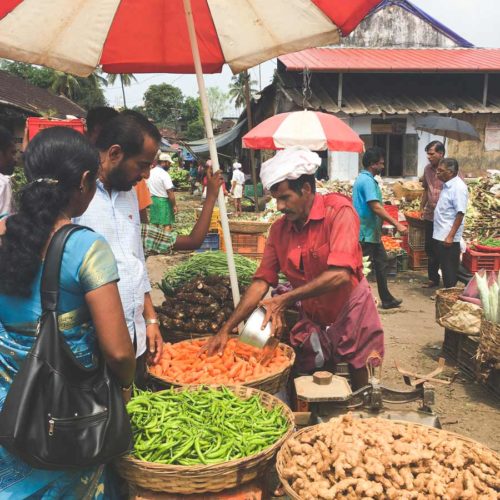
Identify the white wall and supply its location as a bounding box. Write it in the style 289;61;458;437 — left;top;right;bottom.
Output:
328;115;446;180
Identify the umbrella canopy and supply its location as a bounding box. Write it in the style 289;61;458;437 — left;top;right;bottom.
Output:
242;110;364;152
415;115;480;142
0;0;380;307
0;0;380;77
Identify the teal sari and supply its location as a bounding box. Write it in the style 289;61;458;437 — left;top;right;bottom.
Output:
0;229;119;499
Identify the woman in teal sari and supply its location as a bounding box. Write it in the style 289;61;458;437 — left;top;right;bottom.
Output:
0;127;136;499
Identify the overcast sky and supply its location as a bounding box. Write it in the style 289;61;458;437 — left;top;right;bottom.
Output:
104;0;500;111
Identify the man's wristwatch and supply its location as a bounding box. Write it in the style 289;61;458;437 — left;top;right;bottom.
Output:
145;318;159;326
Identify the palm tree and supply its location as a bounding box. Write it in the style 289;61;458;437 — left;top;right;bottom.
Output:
228;72;257;111
106;73;137;108
50;71;80;99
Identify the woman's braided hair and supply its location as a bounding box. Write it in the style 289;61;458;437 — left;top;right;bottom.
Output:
0;127;99;297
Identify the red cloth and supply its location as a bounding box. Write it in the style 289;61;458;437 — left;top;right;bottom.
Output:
254;193;364;326
422;163;443;222
289;278;383;370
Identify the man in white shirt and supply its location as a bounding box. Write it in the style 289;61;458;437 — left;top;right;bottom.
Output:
433;158;468;288
147;153;177;231
230;161;245;216
74;111;163;386
0;127;17;217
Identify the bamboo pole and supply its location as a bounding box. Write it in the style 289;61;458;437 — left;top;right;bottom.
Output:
244;71;259;212
183;0;240;306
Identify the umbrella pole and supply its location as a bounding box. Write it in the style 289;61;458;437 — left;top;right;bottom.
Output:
183;0;241;307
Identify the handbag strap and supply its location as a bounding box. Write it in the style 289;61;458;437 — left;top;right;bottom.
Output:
41;224;86;312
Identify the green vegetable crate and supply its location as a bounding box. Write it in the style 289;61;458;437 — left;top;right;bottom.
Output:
116;386;294;495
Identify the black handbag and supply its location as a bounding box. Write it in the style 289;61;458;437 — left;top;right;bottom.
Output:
0;224;133;470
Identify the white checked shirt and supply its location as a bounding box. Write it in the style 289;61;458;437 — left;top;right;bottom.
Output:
74;180;151;357
433;175;468;243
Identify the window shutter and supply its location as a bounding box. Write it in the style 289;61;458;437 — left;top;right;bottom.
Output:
403;134;418;177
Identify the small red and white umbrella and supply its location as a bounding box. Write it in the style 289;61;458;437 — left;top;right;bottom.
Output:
243;110;364;152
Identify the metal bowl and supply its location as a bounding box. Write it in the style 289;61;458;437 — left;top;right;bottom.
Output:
239;307;272;349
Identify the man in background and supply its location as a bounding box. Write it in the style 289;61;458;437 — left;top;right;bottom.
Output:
75;111;163;385
420;141;445;288
0;126;17;217
433;158;468;288
147;153;177;231
230;160;245;217
87;106;152;223
352;147;407;310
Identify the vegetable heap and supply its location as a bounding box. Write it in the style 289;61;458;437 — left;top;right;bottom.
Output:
381;235;402;254
404;210;422;220
157;275;235;333
281;413;500;499
169;166;190;190
160;251;258;292
463;176;500;241
478;237;500;248
128;387;289;465
476;272;500;324
150;338;291;385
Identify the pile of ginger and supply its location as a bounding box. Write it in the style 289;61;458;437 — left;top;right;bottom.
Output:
281;413;499;499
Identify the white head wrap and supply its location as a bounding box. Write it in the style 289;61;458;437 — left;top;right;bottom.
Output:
259;146;321;191
233;162;242;169
159;153;173;162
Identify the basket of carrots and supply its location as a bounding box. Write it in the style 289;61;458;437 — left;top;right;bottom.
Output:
117;385;295;494
148;337;295;395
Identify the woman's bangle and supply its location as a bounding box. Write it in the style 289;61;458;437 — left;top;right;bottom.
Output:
145;318;159;326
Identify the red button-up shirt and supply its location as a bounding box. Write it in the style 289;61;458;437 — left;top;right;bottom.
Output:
254;193;364;326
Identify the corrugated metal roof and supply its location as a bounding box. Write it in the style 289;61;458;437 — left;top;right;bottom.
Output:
0;70;85;117
276;72;500;115
279;48;500;73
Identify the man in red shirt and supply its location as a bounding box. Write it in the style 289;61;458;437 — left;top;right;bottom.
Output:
207;147;383;389
420;141;445;288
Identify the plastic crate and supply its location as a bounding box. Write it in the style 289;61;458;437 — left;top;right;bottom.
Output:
408;224;425;250
383;204;399;220
408;248;428;270
462;247;500;273
244;183;264;198
457;335;480;379
195;231;220;252
221;230;266;259
397;251;408;272
387;254;398;277
442;329;461;361
194;207;220;231
27;117;85;140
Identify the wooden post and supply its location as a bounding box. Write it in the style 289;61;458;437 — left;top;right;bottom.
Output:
183;0;240;306
483;73;489;107
244;71;259;212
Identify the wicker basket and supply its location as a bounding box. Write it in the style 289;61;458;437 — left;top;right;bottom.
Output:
435;287;461;318
276;419;499;500
116;386;295;494
149;338;295;395
479;318;500;363
228;219;271;234
435;287;482;336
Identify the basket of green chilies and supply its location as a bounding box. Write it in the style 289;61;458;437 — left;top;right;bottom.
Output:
116;385;295;494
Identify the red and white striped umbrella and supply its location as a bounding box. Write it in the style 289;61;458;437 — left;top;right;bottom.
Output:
0;0;380;77
0;0;379;306
243;110;364;152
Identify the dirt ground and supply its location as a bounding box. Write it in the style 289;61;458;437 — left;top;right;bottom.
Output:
146;193;500;454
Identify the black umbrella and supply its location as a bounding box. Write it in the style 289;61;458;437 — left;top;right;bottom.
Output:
415;115;480;142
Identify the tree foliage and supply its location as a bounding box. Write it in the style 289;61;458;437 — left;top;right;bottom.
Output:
185;119;205;141
143;83;184;127
206;86;229;120
228;72;257;110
